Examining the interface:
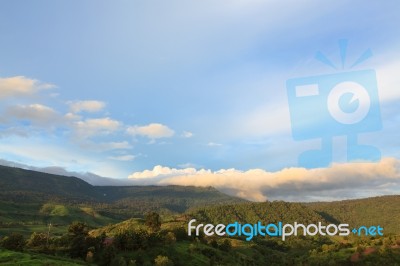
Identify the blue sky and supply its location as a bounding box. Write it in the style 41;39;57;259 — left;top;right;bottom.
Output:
1;1;400;200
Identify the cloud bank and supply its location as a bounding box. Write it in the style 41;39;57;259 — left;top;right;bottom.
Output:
129;158;400;202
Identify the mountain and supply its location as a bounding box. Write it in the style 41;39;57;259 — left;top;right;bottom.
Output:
0;165;245;222
2;164;400;235
0;159;127;186
0;165;101;202
306;195;400;234
185;196;400;234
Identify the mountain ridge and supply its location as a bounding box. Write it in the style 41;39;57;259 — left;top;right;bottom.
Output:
0;165;246;219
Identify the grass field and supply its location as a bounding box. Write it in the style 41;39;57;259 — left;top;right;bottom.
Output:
0;249;85;266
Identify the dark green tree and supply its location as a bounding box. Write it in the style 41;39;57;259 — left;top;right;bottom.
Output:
145;212;161;232
1;233;25;251
68;221;90;258
26;232;47;248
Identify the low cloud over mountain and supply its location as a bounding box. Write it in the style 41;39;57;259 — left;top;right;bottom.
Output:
129;158;400;202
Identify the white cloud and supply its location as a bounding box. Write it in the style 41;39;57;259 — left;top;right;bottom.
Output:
178;162;202;169
127;158;400;202
127;123;174;139
64;112;82;121
108;154;136;161
0;127;30;138
182;131;194;138
0;76;55;99
207;142;222;147
4;104;61;126
74;117;121;139
129;165;203;179
68;100;106;113
78;141;133;152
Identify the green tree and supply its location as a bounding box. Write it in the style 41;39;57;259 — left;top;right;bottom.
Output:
68;221;89;236
68;222;90;258
26;232;47;248
219;239;231;252
1;233;25;251
99;245;117;266
165;232;176;245
154;255;173;266
145;212;161;232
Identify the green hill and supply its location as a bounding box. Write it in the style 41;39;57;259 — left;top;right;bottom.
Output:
186;201;327;225
0;165;101;202
306;195;400;234
0;165;245;231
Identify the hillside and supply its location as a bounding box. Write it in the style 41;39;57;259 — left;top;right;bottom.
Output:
0;165;101;202
0;165;245;228
306;195;400;234
185;197;400;235
186;201;327;225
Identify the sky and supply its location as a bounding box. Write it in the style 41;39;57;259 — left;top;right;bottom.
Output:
0;1;400;201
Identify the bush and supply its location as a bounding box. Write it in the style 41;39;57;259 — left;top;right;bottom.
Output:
27;232;48;248
1;233;25;251
154;255;173;266
145;212;161;232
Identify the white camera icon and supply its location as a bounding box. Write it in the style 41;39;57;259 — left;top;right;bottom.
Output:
287;69;382;167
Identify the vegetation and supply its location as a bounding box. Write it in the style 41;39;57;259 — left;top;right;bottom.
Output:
0;165;245;239
1;165;400;265
307;195;400;234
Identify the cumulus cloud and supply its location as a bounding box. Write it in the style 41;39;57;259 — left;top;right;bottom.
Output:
74;117;121;139
128;158;400;202
68;100;106;113
129;165;204;179
127;123;174;139
4;104;61;126
0;76;55;99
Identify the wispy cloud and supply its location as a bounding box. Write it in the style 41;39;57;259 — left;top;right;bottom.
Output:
181;131;193;138
207;142;222;147
73;117;121;139
78;141;133;152
127;123;174;139
3;104;61;126
108;154;136;161
68;100;106;113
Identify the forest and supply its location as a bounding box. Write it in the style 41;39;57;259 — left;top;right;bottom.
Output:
0;165;399;265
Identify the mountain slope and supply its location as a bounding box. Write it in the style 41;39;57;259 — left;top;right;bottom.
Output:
306;195;400;234
0;165;101;202
186;196;400;235
0;165;245;218
186;201;327;225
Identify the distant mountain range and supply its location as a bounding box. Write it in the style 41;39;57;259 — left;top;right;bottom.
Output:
0;159;127;185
